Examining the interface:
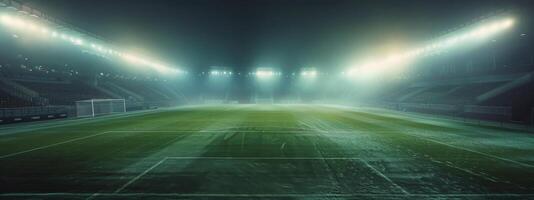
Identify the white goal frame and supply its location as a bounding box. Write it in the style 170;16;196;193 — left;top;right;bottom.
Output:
75;99;126;118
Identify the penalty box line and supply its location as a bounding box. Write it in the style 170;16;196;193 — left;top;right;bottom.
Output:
0;129;358;159
0;130;114;159
114;156;409;195
0;130;267;159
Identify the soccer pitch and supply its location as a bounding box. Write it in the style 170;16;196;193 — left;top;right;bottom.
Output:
0;105;533;199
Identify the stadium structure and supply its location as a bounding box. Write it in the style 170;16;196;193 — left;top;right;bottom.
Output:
1;0;534;199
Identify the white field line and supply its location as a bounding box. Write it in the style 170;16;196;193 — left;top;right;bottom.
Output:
429;158;498;182
115;130;313;134
110;129;339;133
240;132;246;151
165;155;418;162
0;131;113;159
0;109;164;136
165;156;362;160
165;156;409;195
336;110;534;168
0;129;336;159
111;129;428;134
114;157;169;194
415;136;534;168
359;159;410;195
85;192;99;200
3;193;534;197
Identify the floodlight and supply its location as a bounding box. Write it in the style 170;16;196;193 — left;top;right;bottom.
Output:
152;63;170;73
501;18;514;29
27;22;38;31
345;16;516;81
345;68;358;77
0;14;12;24
0;10;181;75
444;36;459;46
300;69;318;77
74;39;84;45
471;26;490;38
1;15;23;28
255;68;278;78
9;17;26;28
122;54;141;64
40;27;49;34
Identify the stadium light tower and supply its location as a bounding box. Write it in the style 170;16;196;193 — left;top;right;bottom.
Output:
252;67;280;104
254;68;281;79
0;10;182;75
300;68;318;78
345;16;516;80
209;67;233;77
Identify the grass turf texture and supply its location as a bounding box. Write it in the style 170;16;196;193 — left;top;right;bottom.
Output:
0;104;533;199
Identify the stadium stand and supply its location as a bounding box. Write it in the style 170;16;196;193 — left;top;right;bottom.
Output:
0;89;33;108
0;4;532;126
370;20;534;123
14;80;110;105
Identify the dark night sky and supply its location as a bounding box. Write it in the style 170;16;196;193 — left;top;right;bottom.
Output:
19;0;532;72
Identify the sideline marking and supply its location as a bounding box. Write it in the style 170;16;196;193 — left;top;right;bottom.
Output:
340;110;534;168
429;158;498;182
117;156;410;195
109;130;372;137
2;193;534;198
415;136;534;168
0;131;113;159
114;158;168;193
114;156;364;193
0;109;164;135
0;128;359;159
111;129;340;133
85;192;99;200
360;159;410;195
165;156;362;160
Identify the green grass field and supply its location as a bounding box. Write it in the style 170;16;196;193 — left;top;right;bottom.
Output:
1;104;534;199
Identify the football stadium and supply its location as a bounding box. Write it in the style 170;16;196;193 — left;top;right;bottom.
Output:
1;0;534;199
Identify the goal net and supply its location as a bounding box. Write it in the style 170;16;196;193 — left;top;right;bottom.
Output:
76;99;126;117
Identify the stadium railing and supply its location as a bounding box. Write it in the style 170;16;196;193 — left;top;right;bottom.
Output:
0;106;71;124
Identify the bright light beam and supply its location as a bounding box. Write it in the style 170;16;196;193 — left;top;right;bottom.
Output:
255;68;280;79
346;17;515;80
300;69;318;77
0;13;182;75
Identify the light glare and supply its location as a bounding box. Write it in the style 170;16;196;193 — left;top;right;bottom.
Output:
346;17;515;80
0;12;181;75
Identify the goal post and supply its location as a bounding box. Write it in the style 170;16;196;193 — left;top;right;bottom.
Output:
76;99;126;117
